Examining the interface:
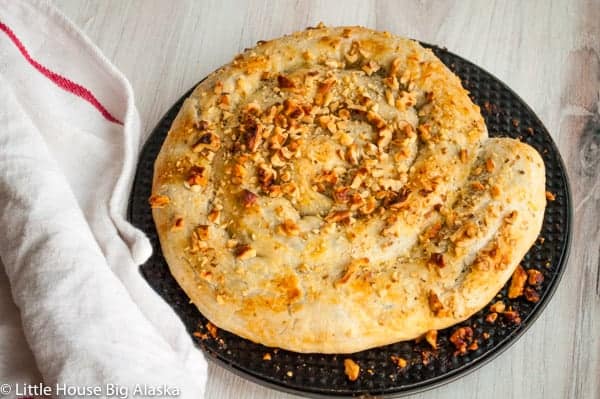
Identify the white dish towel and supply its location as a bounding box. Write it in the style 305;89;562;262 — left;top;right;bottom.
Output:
0;0;206;397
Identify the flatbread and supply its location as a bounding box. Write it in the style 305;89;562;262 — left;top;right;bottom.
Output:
150;26;545;353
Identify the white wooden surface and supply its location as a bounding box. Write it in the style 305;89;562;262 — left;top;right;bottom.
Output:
52;1;600;398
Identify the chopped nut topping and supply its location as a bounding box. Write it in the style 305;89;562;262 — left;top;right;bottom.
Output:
257;163;277;188
361;60;380;76
508;265;527;298
390;355;407;368
243;122;263;152
263;353;272;361
545;191;556;201
207;208;221;224
366;110;386;129
359;196;377;215
315;78;336;106
195;225;210;241
449;327;473;355
502;309;522;324
187;165;208;187
395;91;416;111
333;186;351;204
417;124;431;141
192;132;221;152
428;291;444;315
206;322;218;338
338;132;354;146
459;149;468;163
527;269;544;286
277;74;295;89
149;194;170;208
490;300;506;313
343;359;360;381
425;330;438;349
524;286;540;303
240;189;259;208
279;219;300;236
235;244;257;260
346;144;360;165
429;253;445;268
485;312;498;323
325;210;352;224
486;158;495;172
377;127;392;149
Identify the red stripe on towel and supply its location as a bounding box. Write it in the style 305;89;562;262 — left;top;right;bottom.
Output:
0;21;123;125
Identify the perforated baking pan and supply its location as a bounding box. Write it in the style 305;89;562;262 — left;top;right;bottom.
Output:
128;42;572;397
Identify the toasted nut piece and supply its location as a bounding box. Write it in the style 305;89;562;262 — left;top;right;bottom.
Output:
257;163;277;188
524;287;540;303
315;78;336;106
486;158;495;172
377;127;392;149
429;253;445;268
449;327;473;355
428;291;444;315
459;149;468;163
489;300;506;313
527;269;544;286
206;322;218;338
343;359;360;381
502;309;522;324
338;132;354;146
277;74;295;89
417;124;431;141
187;165;208;187
485;312;498;323
389;57;402;76
361;60;380;75
545;191;556;201
195;225;210;241
263;353;272;361
346;144;360;165
425;330;438;349
207;209;221;224
149;194;170;208
325;210;351;224
235;244;256;260
390;355;407;368
244;123;263;152
366;110;386;129
192;132;221;152
508;265;527;299
271;151;286;167
240;189;259;208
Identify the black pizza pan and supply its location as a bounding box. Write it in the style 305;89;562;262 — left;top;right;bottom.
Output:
128;42;572;398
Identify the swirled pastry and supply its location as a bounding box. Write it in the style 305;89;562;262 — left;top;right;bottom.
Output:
150;26;545;353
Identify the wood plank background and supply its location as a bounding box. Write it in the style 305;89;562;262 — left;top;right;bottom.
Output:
52;1;600;398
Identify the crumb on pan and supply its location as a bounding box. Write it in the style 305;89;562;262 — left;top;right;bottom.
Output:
344;358;360;381
508;265;527;299
390;355;407;368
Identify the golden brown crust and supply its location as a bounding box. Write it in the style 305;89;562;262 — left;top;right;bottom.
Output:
151;26;546;353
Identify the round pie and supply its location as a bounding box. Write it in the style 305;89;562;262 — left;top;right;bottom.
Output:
150;26;546;353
